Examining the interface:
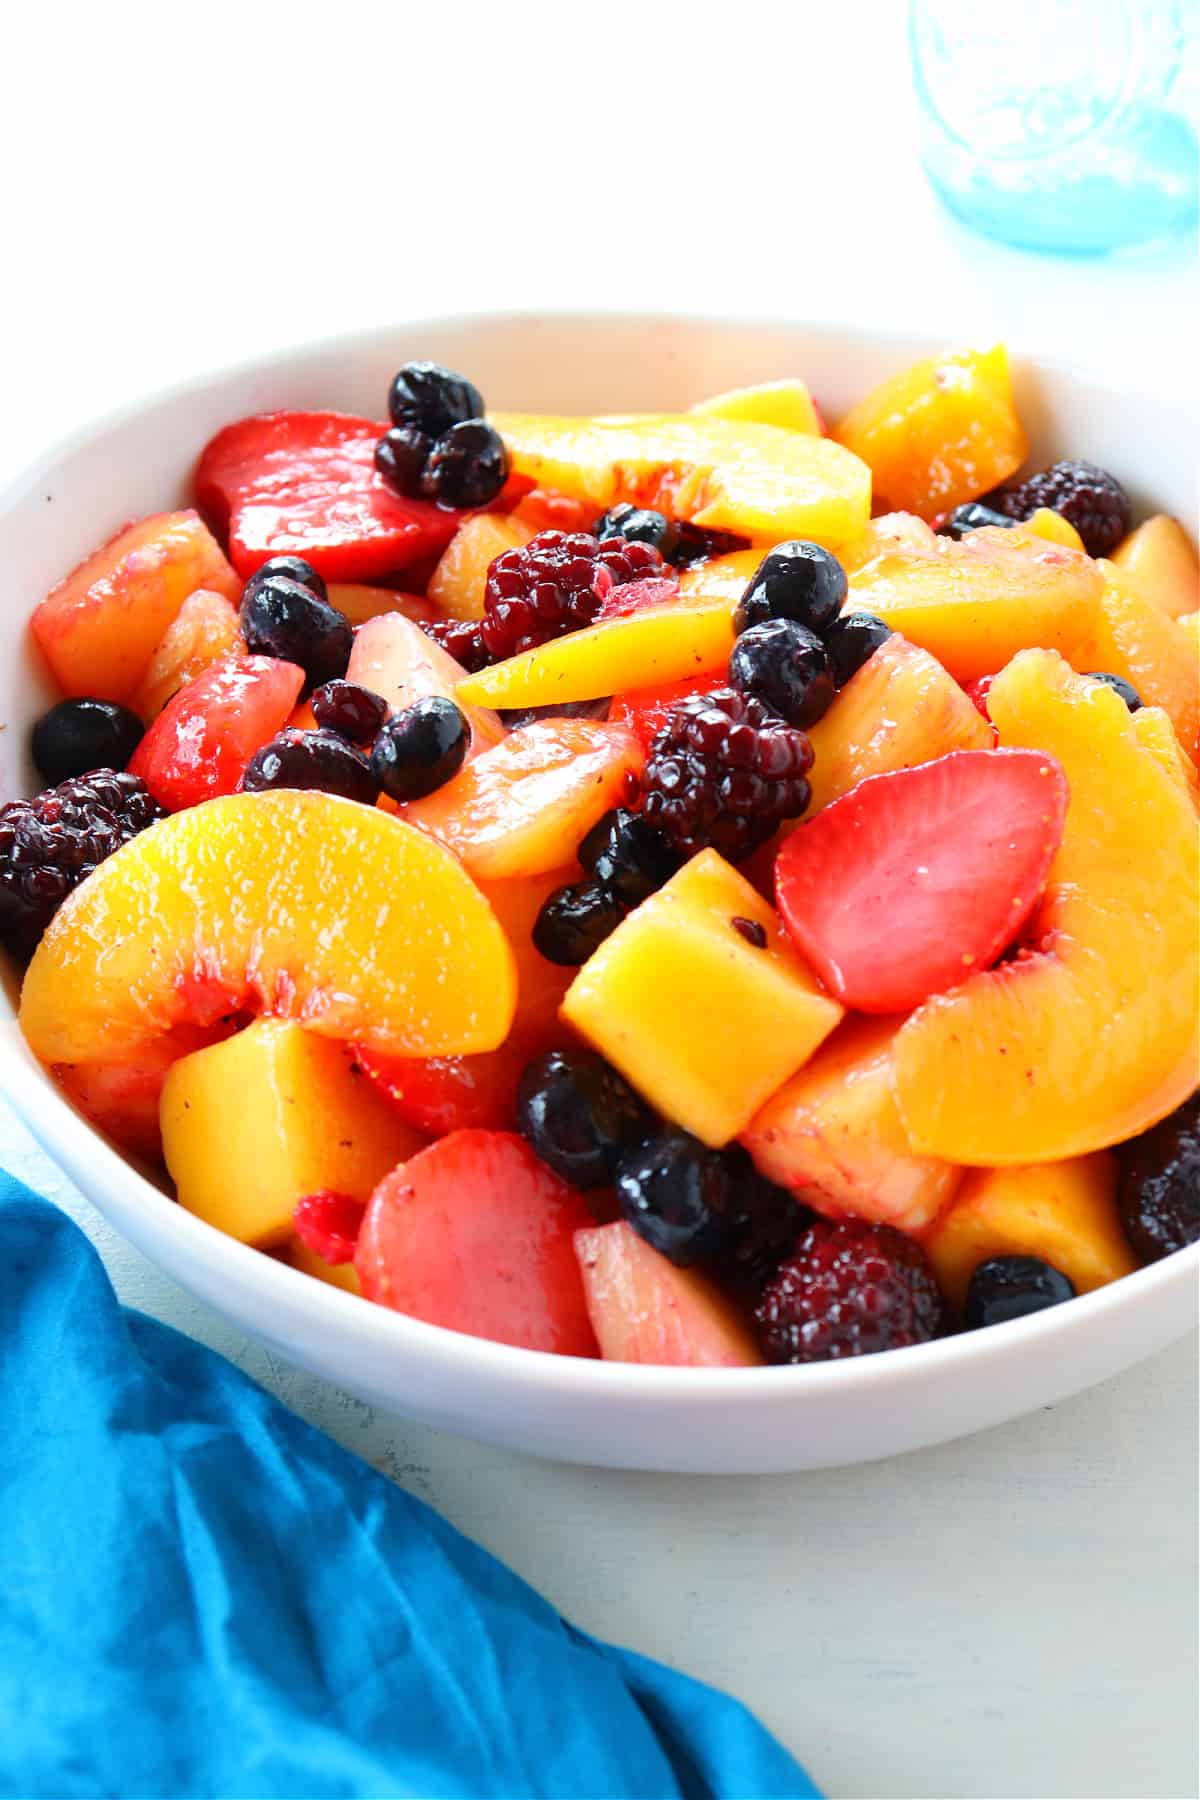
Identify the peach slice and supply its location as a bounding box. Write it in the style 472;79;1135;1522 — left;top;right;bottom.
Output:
401;719;642;880
31;510;241;703
490;411;871;546
575;1222;763;1367
832;344;1027;519
922;1153;1136;1311
690;378;821;437
20;790;518;1068
803;634;992;815
428;513;533;621
132;588;241;721
677;547;764;605
345;612;504;755
326;583;439;627
742;1015;961;1235
1131;707;1200;812
847;524;1103;683
893;650;1200;1164
455;597;735;709
1070;561;1199;762
1111;514;1199;619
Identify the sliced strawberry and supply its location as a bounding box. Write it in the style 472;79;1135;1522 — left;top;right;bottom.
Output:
610;672;721;749
355;1130;599;1355
128;655;303;811
963;675;1000;745
195;410;464;581
593;574;681;623
355;1043;525;1135
293;1190;366;1266
575;1223;762;1366
774;748;1069;1014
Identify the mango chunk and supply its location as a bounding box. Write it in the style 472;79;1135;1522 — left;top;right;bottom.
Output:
491;411;871;546
562;849;842;1146
832;344;1027;520
923;1154;1136;1311
161;1019;423;1247
1111;515;1199;619
691;378;821;436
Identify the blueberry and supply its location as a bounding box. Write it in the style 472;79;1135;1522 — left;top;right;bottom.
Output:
824;612;893;687
577;807;681;909
370;696;469;802
593;503;681;561
734;541;848;637
936;503;1016;540
239;578;353;687
242;555;327;605
31;698;144;784
419;419;509;508
615;1128;740;1266
375;425;432;497
388;362;484;437
964;1255;1076;1329
1117;1091;1200;1262
532;881;626;965
310;680;389;745
729;617;835;727
517;1048;651;1188
242;728;378;804
1087;671;1142;711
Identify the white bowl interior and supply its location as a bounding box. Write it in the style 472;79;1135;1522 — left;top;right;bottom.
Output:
1;314;1195;1472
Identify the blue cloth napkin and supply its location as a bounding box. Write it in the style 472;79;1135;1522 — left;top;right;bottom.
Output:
0;1172;819;1800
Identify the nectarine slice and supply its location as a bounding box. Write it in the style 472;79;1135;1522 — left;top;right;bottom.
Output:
691;378;821;437
575;1222;763;1366
345;612;504;756
428;513;533;621
132;588;241;721
893;651;1200;1164
1071;562;1199;762
20;790;517;1067
1111;514;1199;619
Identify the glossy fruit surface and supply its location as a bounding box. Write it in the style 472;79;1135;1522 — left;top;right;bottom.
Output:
428;513;533;621
239;576;353;687
370;698;469;802
1111;514;1199;619
128;656;304;811
1071;561;1198;762
344;612;504;757
575;1222;763;1366
963;1256;1076;1329
517;1048;650;1188
31;698;144;783
691;378;821;436
242;727;378;805
132;588;241;720
733;540;847;636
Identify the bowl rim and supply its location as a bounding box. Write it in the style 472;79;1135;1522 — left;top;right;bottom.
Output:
1;309;1196;1409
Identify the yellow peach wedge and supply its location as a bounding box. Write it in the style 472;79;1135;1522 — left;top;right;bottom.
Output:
1070;561;1199;763
428;513;534;621
690;378;821;436
1111;514;1199;619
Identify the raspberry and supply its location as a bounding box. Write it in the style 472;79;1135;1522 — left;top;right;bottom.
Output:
986;459;1131;558
423;617;492;673
292;1190;366;1265
641;688;813;862
0;769;165;956
480;530;663;661
755;1218;947;1362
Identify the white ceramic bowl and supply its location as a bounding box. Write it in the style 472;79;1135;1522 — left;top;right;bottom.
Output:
1;314;1196;1473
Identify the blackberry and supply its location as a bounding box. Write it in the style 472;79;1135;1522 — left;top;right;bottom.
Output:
481;530;663;661
387;362;484;438
532;881;626;965
310;680;389;745
755;1218;947;1363
1087;671;1142;711
242;728;378;805
0;770;164;955
824;613;893;687
374;425;433;496
239;577;353;688
986;459;1131;558
1116;1091;1200;1262
734;541;848;637
517;1048;651;1189
721;1147;810;1298
370;697;469;802
423;617;491;673
577;806;681;909
242;555;328;605
31;698;144;784
728;618;835;728
641;688;812;862
420;419;509;508
936;502;1016;540
964;1255;1076;1329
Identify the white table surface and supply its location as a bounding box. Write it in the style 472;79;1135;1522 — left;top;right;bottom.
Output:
2;5;1197;1795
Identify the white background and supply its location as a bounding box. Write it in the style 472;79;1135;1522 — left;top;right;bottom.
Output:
2;3;1197;1796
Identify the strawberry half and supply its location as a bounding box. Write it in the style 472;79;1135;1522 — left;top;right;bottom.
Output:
293;1190;366;1266
775;748;1069;1014
195;410;465;580
128;654;303;811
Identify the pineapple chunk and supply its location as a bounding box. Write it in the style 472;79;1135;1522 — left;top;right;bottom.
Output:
161;1019;423;1248
490;412;870;546
691;378;821;436
562;850;842;1146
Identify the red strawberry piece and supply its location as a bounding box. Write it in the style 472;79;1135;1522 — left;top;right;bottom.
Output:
774;748;1069;1014
609;673;722;749
354;1043;522;1135
963;675;1000;744
128;654;304;811
195;411;465;581
355;1130;600;1355
293;1190;366;1266
593;574;682;623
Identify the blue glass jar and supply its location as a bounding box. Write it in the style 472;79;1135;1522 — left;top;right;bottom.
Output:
910;0;1198;254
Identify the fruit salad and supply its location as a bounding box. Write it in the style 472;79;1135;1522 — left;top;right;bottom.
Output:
4;347;1198;1368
